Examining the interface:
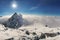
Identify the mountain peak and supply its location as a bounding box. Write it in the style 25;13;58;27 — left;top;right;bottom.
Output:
3;12;23;29
14;12;17;15
12;12;18;17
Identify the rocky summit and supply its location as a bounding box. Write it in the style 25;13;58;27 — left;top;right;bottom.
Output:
3;12;23;29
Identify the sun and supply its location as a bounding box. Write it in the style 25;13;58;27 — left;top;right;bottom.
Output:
12;3;17;9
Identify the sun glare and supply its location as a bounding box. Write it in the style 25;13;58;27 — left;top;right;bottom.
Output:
12;3;17;8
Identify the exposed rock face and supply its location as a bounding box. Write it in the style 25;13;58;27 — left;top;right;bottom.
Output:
3;12;23;29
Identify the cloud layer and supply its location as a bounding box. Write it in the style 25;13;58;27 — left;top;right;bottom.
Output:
0;14;60;40
0;14;60;28
23;15;60;28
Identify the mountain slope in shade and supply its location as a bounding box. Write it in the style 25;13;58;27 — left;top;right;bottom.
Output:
3;12;23;28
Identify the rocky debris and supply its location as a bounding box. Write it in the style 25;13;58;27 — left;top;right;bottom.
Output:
56;32;60;34
0;24;7;31
3;12;23;29
4;32;60;40
40;33;46;39
40;33;58;39
4;27;8;31
19;36;32;40
33;35;40;40
32;32;37;35
45;33;57;37
25;31;30;35
19;29;25;32
45;25;48;27
5;38;14;40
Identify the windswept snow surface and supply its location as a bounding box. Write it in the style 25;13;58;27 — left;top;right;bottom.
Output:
0;14;60;40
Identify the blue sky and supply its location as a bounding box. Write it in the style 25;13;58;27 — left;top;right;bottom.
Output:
0;0;60;16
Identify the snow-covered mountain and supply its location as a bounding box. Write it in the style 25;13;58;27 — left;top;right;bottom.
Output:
3;13;23;28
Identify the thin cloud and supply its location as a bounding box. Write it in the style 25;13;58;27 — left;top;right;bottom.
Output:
29;6;39;10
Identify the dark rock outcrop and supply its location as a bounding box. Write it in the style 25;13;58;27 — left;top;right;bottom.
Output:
40;33;57;39
34;36;40;40
32;32;37;35
25;31;30;35
40;33;46;39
